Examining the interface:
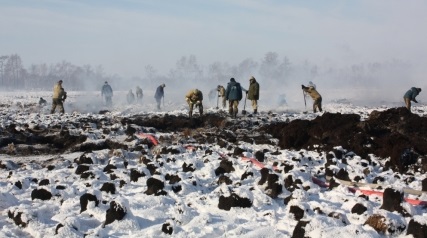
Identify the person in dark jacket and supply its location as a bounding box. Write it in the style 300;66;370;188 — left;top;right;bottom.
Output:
39;97;47;107
247;76;260;114
404;87;422;112
154;83;166;110
127;89;135;104
225;78;243;118
136;86;143;103
101;81;113;107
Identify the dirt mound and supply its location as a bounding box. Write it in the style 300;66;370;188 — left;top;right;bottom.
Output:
262;107;427;172
2;108;426;173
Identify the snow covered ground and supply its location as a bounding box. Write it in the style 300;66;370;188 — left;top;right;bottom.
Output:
0;91;426;238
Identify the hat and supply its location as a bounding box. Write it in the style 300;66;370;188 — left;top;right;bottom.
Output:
59;80;63;83
418;88;422;92
249;76;255;80
230;78;235;82
105;81;108;84
161;83;166;87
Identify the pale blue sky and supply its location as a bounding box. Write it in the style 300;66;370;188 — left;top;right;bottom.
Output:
1;0;426;77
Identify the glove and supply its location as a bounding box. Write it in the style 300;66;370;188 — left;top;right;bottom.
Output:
246;91;248;95
414;100;418;103
301;85;305;89
218;95;221;97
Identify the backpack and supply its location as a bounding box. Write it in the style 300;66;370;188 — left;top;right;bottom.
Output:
229;83;242;100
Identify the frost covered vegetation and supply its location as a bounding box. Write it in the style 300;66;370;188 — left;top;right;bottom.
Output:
0;92;427;238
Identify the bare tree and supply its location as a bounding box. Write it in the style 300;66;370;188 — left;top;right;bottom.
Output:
208;61;232;83
4;54;24;88
232;58;258;80
0;55;8;86
175;55;203;82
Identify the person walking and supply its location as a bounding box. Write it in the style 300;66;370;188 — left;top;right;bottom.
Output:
225;78;243;118
247;76;260;114
403;87;422;112
217;85;226;108
302;84;322;113
136;86;143;103
50;80;67;114
185;89;203;117
101;81;113;107
154;83;166;110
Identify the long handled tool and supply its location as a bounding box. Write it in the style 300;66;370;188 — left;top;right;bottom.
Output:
216;91;219;109
302;89;308;114
242;93;247;115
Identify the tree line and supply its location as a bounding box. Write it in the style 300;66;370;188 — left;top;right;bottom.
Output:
0;54;114;91
0;53;412;91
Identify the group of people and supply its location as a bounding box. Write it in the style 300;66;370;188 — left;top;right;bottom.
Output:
186;76;260;118
101;82;164;107
125;86;144;104
47;78;422;116
299;83;422;113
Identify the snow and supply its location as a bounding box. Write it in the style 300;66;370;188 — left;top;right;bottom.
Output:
0;91;427;237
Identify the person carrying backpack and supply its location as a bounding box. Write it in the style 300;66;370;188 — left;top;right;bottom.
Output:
225;78;243;118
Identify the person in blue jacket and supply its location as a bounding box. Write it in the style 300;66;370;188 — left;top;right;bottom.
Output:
225;78;243;118
403;87;422;112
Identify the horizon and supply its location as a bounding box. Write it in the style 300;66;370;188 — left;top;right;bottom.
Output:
1;0;426;79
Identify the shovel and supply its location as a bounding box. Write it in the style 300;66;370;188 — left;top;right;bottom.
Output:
216;91;219;109
302;89;308;114
242;93;247;115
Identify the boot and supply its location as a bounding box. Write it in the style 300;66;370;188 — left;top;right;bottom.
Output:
189;110;193;118
254;109;258;114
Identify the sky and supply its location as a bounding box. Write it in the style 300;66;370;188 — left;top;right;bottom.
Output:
1;0;427;78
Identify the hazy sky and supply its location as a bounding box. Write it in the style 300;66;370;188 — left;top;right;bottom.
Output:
1;0;426;78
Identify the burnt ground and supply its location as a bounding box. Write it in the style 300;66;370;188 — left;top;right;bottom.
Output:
1;107;426;173
262;107;427;173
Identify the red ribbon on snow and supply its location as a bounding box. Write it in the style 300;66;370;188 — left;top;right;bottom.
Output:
241;156;278;171
215;152;427;206
136;133;158;146
311;177;427;206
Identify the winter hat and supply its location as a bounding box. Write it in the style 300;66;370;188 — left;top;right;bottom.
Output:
250;76;255;80
162;83;166;87
230;78;235;82
59;80;63;83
